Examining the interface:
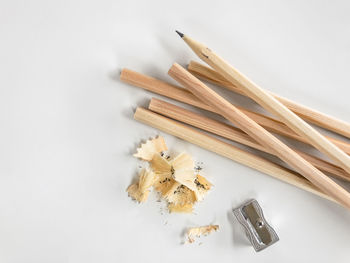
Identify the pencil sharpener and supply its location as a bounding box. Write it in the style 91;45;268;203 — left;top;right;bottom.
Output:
233;199;279;252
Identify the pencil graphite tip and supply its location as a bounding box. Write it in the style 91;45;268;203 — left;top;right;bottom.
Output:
175;30;184;38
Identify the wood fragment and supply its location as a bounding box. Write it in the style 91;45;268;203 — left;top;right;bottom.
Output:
187;225;219;243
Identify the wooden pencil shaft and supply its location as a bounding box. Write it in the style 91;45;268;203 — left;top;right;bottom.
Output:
149;98;350;182
188;61;350;139
120;68;350;154
181;34;350;174
168;63;350;209
134;107;336;205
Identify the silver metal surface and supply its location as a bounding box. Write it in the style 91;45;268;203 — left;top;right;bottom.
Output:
233;199;279;252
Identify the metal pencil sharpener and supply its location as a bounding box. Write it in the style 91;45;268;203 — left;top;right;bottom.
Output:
233;199;279;252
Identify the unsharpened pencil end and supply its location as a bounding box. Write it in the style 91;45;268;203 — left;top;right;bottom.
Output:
175;30;184;38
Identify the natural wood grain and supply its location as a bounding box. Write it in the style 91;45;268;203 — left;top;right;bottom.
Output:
120;68;350;154
188;60;350;139
134;107;337;205
168;62;350;209
180;34;350;174
149;98;350;182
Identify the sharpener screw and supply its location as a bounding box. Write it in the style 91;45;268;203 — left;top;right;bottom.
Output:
256;219;264;229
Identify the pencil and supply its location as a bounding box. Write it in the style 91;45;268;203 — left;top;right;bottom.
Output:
168;62;350;209
149;98;350;182
120;68;350;154
176;31;350;174
134;107;337;205
187;60;350;139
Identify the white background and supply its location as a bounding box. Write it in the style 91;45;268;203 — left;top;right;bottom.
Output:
1;0;350;262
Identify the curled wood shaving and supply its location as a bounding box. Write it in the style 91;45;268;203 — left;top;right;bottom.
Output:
164;182;196;206
194;174;212;201
133;136;168;161
127;168;155;202
170;152;197;192
151;153;176;196
168;203;193;213
129;137;212;214
187;225;219;244
151;152;199;210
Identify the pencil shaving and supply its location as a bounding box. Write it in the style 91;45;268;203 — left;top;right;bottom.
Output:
170;152;197;192
168;203;193;213
151;153;177;196
127;168;155;202
129;137;212;213
194;174;212;201
133;136;168;161
164;182;196;206
151;152;198;197
187;225;219;244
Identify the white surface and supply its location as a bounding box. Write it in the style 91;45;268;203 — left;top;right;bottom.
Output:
1;0;350;262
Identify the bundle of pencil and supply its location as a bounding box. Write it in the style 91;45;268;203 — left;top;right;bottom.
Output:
120;31;350;209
